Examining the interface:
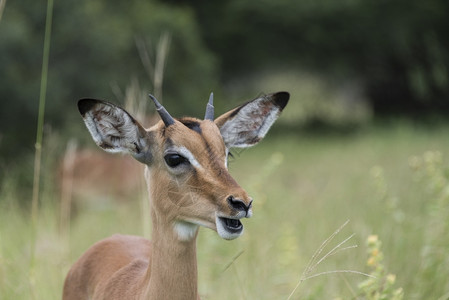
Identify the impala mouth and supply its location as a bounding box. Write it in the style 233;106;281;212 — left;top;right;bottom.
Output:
221;217;243;232
216;215;244;240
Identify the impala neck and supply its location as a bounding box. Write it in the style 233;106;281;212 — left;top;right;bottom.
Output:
143;207;199;300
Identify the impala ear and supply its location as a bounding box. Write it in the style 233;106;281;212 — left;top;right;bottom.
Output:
78;98;153;164
214;92;289;148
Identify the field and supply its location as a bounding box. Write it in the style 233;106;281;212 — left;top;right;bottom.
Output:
1;122;449;299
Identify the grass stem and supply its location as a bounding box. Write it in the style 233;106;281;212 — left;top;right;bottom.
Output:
286;220;367;300
30;0;54;297
32;0;54;230
0;0;6;21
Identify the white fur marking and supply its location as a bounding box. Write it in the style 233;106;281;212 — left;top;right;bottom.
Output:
215;213;243;240
173;146;203;170
224;147;229;169
174;221;199;241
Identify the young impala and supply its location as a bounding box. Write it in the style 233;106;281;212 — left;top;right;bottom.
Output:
63;91;289;299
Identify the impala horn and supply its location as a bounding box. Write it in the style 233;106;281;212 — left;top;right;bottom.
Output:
149;94;175;127
204;92;214;121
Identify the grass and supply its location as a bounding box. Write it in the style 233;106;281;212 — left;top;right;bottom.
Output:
1;121;449;299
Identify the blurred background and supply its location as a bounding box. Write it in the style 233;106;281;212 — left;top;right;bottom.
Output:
1;0;449;299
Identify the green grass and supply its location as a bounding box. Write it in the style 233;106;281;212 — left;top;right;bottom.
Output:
1;122;449;299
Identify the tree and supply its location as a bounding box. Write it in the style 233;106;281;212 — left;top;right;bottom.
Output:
0;0;217;162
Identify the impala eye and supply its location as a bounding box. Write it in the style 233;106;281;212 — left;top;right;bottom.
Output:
164;153;188;168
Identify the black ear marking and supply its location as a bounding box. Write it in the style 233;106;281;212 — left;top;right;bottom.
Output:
78;98;103;116
272;92;290;111
227;92;289;119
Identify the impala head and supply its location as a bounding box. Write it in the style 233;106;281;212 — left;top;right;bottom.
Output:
78;92;289;240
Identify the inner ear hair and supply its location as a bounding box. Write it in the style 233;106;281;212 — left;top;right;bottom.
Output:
78;98;153;163
215;92;289;149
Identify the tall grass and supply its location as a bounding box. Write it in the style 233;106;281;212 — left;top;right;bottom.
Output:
31;0;54;225
0;0;6;21
2;123;449;299
30;0;54;298
287;220;371;300
3;3;449;298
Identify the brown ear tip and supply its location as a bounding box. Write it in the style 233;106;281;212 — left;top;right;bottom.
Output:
272;91;289;110
78;98;101;116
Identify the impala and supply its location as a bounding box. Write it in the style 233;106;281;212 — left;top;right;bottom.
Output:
63;91;289;299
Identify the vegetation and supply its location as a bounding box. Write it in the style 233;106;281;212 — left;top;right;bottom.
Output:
2;124;449;299
2;0;449;299
357;235;404;300
2;0;449;163
0;0;217;160
186;0;449;113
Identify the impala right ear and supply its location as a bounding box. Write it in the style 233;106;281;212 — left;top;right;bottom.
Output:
215;92;289;149
78;99;153;164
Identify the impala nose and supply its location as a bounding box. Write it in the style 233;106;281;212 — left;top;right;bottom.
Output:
227;195;253;217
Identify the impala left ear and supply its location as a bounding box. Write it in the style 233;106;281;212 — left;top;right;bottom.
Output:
215;92;289;148
78;98;153;164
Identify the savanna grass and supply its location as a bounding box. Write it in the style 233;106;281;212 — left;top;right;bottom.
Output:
3;122;449;299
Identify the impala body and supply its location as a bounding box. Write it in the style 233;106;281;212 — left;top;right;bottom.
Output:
63;92;289;299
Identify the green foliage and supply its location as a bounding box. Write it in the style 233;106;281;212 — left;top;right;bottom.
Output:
0;0;217;161
3;124;449;298
228;70;372;129
4;0;449;172
188;0;449;113
409;151;449;298
363;150;449;299
357;235;404;300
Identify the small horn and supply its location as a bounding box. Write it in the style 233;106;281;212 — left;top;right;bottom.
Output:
204;92;214;121
149;94;175;126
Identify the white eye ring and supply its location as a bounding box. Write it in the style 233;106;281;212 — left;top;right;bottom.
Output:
164;153;188;168
170;146;203;169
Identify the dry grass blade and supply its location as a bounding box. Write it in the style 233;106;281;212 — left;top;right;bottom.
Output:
134;31;171;102
220;250;247;300
301;219;350;280
301;270;375;281
59;139;78;238
222;250;245;273
287;220;372;300
135;36;155;84
30;0;54;298
310;233;356;271
153;32;171;101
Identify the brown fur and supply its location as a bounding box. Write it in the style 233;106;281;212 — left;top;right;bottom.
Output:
64;120;249;300
63;92;289;300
